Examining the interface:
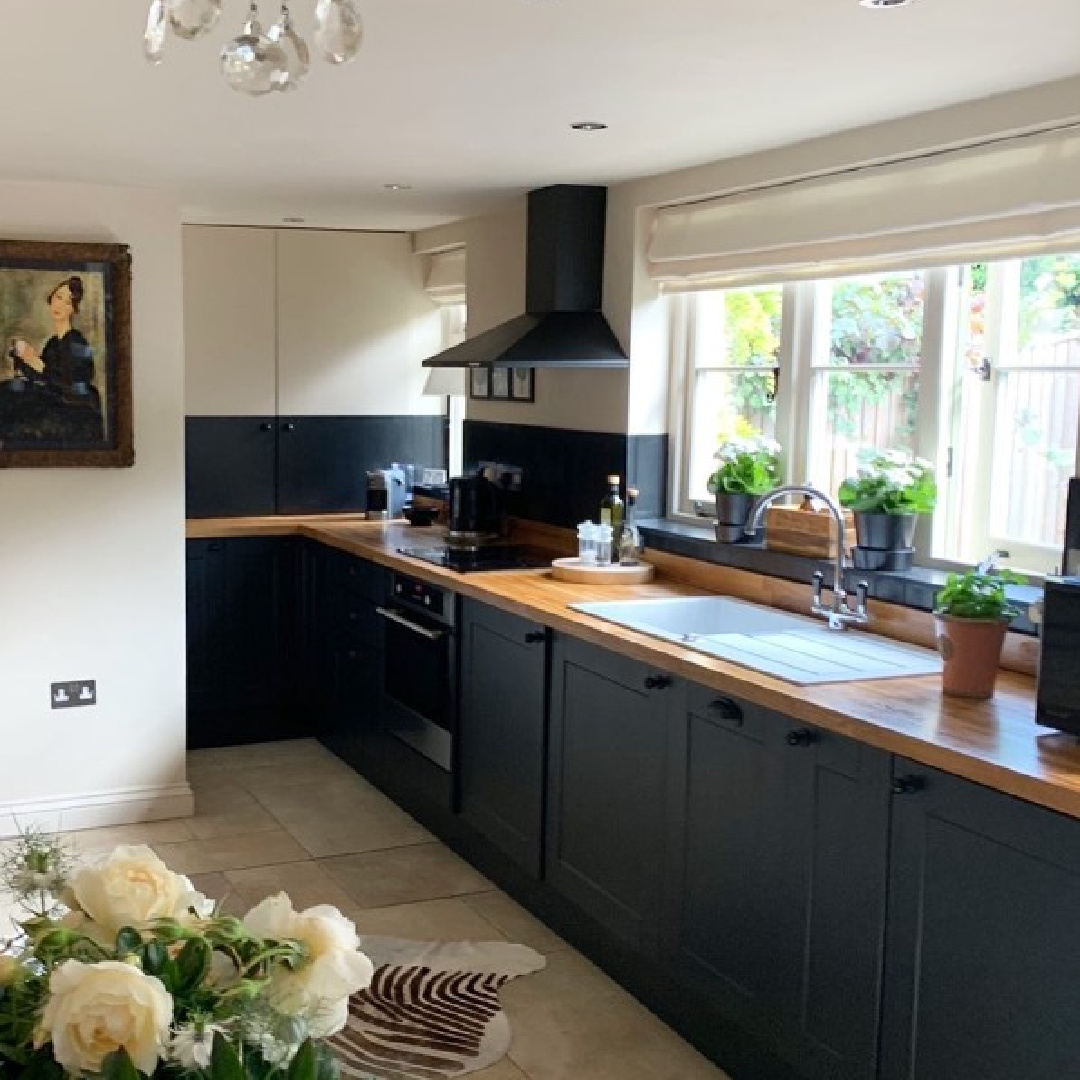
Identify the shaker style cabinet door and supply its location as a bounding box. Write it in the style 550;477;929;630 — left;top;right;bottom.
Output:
546;635;675;957
458;599;548;877
880;761;1080;1080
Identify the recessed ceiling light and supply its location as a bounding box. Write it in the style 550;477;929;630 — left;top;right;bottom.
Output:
859;0;913;8
571;121;608;132
384;183;413;191
282;216;306;224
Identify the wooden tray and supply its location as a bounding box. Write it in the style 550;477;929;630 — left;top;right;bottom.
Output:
550;558;656;584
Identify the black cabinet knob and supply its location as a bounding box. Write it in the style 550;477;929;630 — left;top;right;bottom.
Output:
786;728;819;747
708;697;743;723
644;675;673;691
282;421;296;432
524;631;546;644
892;775;925;796
207;542;222;553
259;421;273;432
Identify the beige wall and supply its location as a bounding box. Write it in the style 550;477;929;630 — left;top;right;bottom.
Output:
0;182;191;835
604;73;1080;435
414;200;630;435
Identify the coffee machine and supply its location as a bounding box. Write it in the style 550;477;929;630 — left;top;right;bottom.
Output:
366;464;409;521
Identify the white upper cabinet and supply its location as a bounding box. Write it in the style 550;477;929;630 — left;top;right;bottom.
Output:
183;226;442;418
183;226;277;417
276;230;442;417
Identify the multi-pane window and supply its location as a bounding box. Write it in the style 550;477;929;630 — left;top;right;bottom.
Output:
673;256;1080;574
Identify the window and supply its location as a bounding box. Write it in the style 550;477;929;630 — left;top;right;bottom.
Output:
672;256;1080;574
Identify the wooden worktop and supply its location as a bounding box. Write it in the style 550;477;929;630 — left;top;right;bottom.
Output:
187;514;1080;821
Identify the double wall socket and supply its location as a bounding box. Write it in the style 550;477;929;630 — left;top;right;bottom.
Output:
477;460;525;492
51;680;96;709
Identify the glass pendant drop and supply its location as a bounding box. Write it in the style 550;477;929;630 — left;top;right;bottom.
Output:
314;0;363;65
165;0;223;40
144;0;167;64
221;3;289;95
268;4;310;91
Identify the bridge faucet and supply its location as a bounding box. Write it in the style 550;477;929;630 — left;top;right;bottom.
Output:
743;484;870;631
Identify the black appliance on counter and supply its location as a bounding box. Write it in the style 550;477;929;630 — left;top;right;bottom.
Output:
377;573;458;771
1037;575;1080;735
397;543;553;573
448;473;503;543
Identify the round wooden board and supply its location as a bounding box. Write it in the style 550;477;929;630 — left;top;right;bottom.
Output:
550;558;656;584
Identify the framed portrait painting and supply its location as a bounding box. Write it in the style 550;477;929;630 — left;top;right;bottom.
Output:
0;240;133;468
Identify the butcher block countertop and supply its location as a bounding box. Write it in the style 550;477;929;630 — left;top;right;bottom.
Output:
187;514;1080;821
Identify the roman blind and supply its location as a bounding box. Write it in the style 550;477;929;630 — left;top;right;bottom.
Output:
423;247;467;303
647;125;1080;289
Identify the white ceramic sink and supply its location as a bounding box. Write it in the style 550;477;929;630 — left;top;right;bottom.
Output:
570;596;942;686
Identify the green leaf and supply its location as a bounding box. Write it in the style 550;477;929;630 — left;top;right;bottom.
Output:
140;941;168;976
15;1051;64;1080
115;927;142;956
287;1039;317;1080
211;1032;245;1080
176;937;212;992
99;1048;140;1080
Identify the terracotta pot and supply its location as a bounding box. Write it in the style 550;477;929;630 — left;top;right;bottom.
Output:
853;511;918;551
933;614;1009;700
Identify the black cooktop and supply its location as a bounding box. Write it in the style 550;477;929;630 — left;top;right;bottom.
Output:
397;544;553;573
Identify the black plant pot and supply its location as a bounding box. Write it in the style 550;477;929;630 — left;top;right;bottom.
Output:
714;492;755;544
853;512;918;551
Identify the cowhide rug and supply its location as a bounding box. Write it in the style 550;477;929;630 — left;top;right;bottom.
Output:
329;936;546;1080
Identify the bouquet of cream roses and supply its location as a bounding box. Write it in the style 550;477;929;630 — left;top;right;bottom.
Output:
0;832;373;1079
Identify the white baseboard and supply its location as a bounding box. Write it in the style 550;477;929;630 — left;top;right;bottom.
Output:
0;782;195;839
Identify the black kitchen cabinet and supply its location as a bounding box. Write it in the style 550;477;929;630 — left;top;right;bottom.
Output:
458;599;548;877
663;685;890;1080
185;537;302;748
546;634;675;956
880;760;1080;1080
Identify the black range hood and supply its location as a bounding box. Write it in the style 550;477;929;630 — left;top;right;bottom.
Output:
422;185;629;370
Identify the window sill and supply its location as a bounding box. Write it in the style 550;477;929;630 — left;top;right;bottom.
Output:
639;518;1042;637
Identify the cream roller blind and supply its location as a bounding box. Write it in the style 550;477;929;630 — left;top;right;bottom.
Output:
423;247;467;302
648;126;1080;289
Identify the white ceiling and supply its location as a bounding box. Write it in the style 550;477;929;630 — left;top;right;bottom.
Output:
4;0;1080;230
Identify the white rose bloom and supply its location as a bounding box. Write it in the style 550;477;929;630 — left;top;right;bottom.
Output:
70;845;209;936
243;892;374;1036
35;960;173;1076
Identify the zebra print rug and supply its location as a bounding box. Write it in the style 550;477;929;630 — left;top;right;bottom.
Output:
329;935;547;1080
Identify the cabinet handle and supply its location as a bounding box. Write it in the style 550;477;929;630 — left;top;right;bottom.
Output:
207;542;222;552
282;421;296;432
708;697;743;723
644;675;672;691
524;631;546;644
786;728;819;747
892;775;925;796
259;421;273;432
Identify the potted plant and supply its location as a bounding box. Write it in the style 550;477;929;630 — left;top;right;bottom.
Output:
838;448;937;552
707;431;781;542
933;553;1025;699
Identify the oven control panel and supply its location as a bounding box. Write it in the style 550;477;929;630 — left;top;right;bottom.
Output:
392;573;449;622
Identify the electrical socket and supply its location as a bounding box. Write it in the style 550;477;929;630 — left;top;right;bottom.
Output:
51;680;96;709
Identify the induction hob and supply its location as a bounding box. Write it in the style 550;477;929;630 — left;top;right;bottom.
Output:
397;544;553;573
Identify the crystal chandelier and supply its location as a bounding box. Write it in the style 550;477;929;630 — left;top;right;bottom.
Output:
144;0;363;94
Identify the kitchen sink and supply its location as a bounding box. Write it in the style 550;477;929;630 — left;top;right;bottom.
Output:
570;596;941;685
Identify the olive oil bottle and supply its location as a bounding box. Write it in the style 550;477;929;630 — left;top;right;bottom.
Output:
599;474;624;550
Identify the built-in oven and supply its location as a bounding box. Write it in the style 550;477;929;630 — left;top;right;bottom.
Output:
376;573;457;772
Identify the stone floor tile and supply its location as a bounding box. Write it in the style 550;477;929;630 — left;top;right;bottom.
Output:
351;896;512;943
62;819;195;858
322;843;492;909
223;859;356;912
187;801;283;842
463;891;568;955
153;829;309;875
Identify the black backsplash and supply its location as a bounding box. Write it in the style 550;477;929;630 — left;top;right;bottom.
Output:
186;415;446;518
463;420;667;528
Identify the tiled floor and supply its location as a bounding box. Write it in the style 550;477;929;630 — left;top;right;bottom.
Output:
8;739;730;1080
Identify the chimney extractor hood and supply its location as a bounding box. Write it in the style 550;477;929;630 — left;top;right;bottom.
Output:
423;185;629;370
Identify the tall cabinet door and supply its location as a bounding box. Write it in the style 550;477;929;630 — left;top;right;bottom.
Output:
546;635;675;956
881;760;1080;1080
459;599;548;877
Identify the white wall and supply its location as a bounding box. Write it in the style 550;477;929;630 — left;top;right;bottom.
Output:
604;73;1080;435
415;200;630;435
0;182;191;836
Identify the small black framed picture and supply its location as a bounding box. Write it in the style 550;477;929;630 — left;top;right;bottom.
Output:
510;367;535;402
491;367;511;400
469;366;490;399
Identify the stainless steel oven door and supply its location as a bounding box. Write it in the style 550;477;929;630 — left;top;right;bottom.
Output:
376;604;454;771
